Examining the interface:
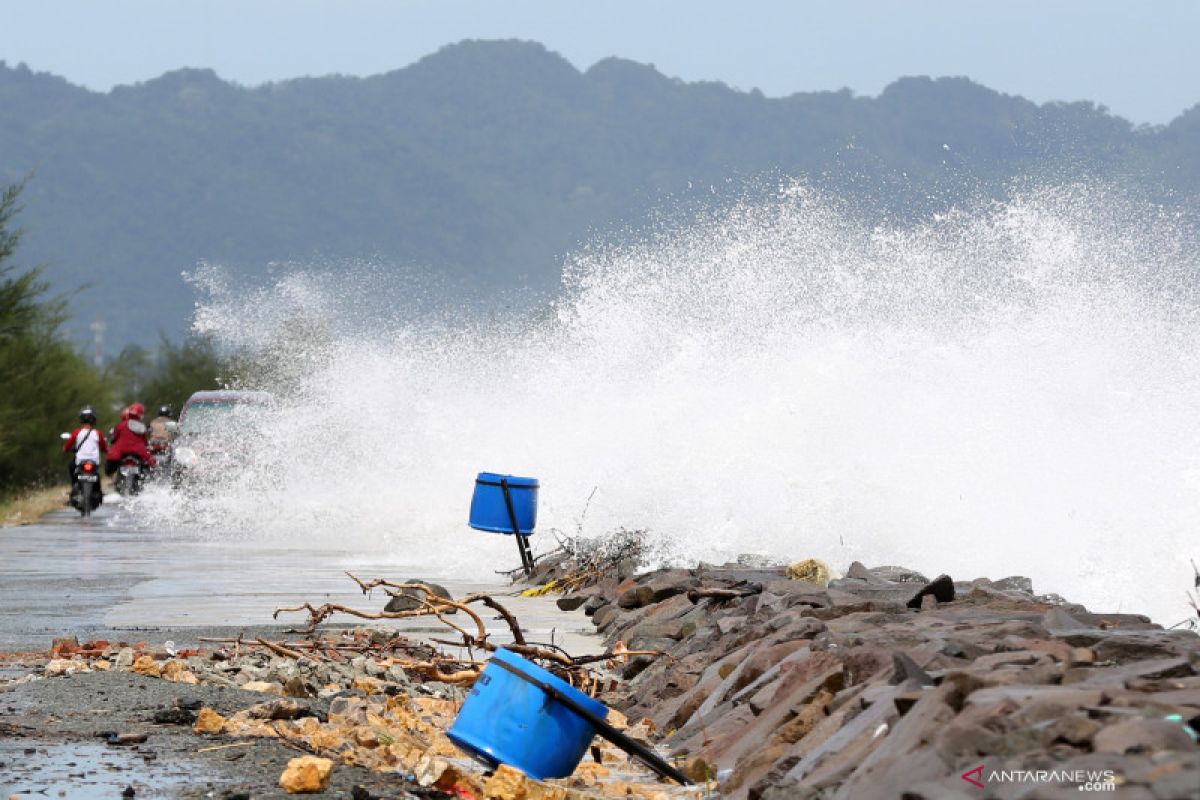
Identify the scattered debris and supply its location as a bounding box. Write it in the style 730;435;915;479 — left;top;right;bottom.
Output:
12;553;1200;798
279;755;334;793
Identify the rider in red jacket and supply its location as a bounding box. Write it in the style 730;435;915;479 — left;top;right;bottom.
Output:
106;402;156;475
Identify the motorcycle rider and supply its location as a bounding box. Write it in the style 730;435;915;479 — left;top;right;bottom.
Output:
63;405;107;497
106;402;156;476
148;405;175;449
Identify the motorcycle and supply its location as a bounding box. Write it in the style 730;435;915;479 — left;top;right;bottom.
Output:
149;441;173;482
115;454;149;497
70;459;103;517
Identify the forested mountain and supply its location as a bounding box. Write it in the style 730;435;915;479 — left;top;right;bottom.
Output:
1;39;1197;347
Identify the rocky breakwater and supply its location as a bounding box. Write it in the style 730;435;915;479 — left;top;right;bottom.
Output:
554;561;1200;799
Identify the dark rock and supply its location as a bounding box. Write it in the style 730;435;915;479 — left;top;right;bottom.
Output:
106;732;149;746
625;620;689;641
617;584;655;609
592;604;621;630
1046;713;1101;746
907;574;955;609
827;579;917;605
383;578;455;613
1093;632;1198;664
870;565;929;584
991;575;1034;594
1092;718;1198;754
846;561;872;580
151;707;196;725
622;654;655;680
583;595;607;616
891;652;935;687
555;594;589;612
1043;606;1093;631
643;569;700;603
245;699;315;721
965;685;1103;707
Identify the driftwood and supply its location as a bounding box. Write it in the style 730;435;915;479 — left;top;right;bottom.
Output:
255;637;306;660
269;573;670;689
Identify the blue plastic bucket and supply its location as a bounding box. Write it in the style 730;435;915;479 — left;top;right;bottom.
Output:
469;472;538;535
447;648;608;779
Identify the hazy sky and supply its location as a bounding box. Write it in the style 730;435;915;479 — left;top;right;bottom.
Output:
3;0;1197;124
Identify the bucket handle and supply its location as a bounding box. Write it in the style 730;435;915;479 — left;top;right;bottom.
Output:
490;657;692;785
500;477;534;576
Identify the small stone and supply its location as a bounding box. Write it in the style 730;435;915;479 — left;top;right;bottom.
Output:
384;579;454;613
992;575;1034;594
1046;714;1101;746
385;665;410;685
1068;647;1096;665
846;561;872;580
246;699;310;720
682;755;712;783
352;676;383;695
483;763;527;800
787;558;834;586
556;594;589;612
152;707;197;725
241;680;280;694
592;605;620;629
132;655;161;677
44;658;88;677
114;647;135;668
279;755;333;793
193;708;226;734
50;636;79;656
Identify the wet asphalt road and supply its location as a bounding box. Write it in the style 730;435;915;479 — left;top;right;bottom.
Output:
0;498;597;653
0;497;601;798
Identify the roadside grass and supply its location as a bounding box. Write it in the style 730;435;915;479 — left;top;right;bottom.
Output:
0;485;69;527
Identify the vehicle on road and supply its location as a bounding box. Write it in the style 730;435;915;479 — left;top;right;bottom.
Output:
115;454;149;496
69;459;102;516
171;390;274;489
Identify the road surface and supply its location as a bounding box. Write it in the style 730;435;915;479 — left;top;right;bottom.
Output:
0;499;597;655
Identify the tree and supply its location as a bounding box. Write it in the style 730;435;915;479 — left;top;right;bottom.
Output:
0;179;110;490
139;335;226;414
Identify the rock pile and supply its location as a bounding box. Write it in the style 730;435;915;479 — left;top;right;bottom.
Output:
26;631;700;798
555;560;1200;799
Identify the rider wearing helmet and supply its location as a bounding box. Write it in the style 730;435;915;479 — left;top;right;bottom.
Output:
106;402;156;475
63;405;108;483
147;404;176;452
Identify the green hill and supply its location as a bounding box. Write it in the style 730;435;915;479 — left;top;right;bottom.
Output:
0;39;1196;348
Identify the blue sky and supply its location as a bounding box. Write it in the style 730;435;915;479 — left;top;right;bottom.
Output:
2;0;1197;124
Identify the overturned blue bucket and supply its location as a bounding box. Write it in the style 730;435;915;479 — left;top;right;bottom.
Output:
469;472;538;535
447;648;608;779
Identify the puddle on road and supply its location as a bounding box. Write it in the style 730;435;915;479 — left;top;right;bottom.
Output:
0;739;213;799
